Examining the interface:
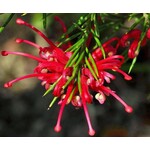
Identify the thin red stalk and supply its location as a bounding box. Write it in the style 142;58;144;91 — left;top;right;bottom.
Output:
81;96;95;136
1;51;47;63
113;68;132;80
96;55;124;65
16;38;42;49
97;65;120;70
16;18;56;48
4;73;59;88
103;71;116;80
103;37;120;47
54;84;73;132
100;86;133;113
35;62;64;73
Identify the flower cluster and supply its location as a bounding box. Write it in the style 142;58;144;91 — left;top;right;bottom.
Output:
120;29;150;58
1;17;138;136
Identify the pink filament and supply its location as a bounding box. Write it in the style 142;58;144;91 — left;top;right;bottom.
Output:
35;62;64;73
82;98;95;136
16;18;56;48
103;71;116;80
81;75;95;136
1;51;47;63
54;84;73;133
54;16;67;33
4;73;59;88
96;55;124;66
16;38;42;49
100;86;133;113
103;37;120;47
113;68;132;80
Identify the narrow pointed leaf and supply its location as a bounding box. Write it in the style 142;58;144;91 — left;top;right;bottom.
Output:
43;13;47;29
48;97;58;109
85;57;98;80
128;57;137;74
77;71;81;94
86;47;99;77
43;77;61;96
0;13;15;33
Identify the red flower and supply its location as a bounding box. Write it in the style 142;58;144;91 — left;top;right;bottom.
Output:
92;37;120;61
1;18;133;136
82;55;132;113
120;29;147;58
53;67;73;97
54;83;74;133
80;75;95;136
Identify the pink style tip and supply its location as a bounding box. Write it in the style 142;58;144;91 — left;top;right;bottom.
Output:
1;51;8;56
54;125;62;133
16;18;25;25
16;38;23;43
4;82;12;88
124;75;132;81
88;129;95;136
125;106;133;113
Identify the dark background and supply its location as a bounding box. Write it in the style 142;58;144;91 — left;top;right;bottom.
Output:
0;13;150;137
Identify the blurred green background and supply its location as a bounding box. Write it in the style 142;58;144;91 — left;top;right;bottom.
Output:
0;13;150;137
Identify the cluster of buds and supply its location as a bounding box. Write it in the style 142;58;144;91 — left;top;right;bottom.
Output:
2;16;143;136
120;28;150;58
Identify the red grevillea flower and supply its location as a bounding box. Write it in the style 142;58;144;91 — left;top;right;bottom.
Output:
6;18;71;90
120;29;147;59
92;37;120;61
82;55;132;113
1;18;133;136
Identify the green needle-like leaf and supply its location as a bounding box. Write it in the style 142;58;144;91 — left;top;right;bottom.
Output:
42;13;47;29
74;51;85;67
43;77;61;96
65;48;80;68
86;47;99;77
0;13;15;33
21;13;27;16
48;97;58;109
77;71;81;94
127;16;144;32
58;32;81;47
128;57;137;74
63;67;78;89
0;27;4;32
93;35;106;59
67;87;76;103
68;53;79;67
65;38;84;52
85;57;98;80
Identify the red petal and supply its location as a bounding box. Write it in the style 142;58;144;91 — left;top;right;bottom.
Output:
81;75;93;103
128;40;138;58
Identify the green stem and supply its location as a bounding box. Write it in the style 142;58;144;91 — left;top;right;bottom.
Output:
63;66;78;89
85;56;98;80
86;47;99;77
43;76;61;96
0;13;15;32
48;97;58;109
42;13;47;29
127;16;144;32
77;70;81;94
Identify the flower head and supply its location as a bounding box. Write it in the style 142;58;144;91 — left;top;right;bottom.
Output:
92;37;120;61
1;17;133;136
120;29;147;58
